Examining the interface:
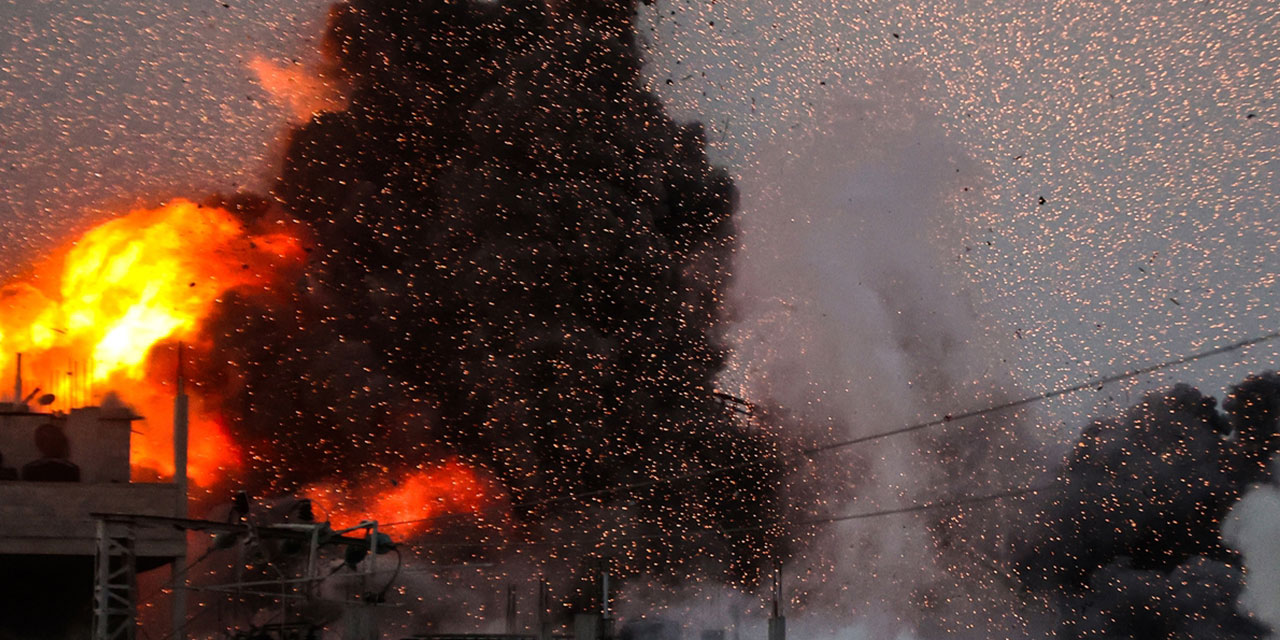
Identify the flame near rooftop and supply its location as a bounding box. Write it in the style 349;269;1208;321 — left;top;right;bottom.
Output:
0;198;301;489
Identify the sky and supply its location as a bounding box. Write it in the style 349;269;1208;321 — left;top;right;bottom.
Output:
0;0;1276;496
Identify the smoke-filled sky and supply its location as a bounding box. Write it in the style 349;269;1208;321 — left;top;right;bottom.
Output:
1;0;1274;435
640;0;1279;442
1;0;1278;636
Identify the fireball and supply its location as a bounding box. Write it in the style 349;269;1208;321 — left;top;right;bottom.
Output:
0;199;302;487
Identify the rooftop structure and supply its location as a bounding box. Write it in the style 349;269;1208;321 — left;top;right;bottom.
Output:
0;404;185;559
0;363;189;640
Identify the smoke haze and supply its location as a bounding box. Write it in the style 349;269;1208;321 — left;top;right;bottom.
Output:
721;81;1040;637
1225;473;1280;639
1013;372;1280;638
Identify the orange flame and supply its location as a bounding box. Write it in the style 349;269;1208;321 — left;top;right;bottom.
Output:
0;199;302;486
302;461;492;536
249;56;348;122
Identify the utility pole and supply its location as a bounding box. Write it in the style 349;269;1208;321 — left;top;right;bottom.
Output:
538;577;553;640
506;583;518;635
768;563;785;640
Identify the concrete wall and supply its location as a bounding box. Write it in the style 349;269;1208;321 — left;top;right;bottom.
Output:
0;482;185;556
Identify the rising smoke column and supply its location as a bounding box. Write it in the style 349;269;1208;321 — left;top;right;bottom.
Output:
1013;371;1280;639
200;0;797;586
718;87;1046;638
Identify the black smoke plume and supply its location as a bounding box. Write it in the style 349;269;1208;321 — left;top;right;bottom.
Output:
200;0;798;587
1013;371;1280;638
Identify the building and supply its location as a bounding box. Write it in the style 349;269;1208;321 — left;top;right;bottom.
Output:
0;396;187;639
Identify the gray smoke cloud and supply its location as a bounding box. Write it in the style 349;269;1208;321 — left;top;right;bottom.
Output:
1013;372;1280;639
721;80;1039;637
715;68;1280;639
1224;468;1280;638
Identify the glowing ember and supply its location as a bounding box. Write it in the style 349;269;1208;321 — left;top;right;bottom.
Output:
302;461;492;536
0;199;302;486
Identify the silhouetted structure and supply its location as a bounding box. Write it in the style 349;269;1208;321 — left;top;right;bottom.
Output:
21;423;80;482
0;404;186;640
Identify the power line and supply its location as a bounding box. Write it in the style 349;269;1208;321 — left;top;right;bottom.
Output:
803;329;1280;455
177;332;1275;620
788;483;1049;527
405;481;1051;552
379;329;1279;532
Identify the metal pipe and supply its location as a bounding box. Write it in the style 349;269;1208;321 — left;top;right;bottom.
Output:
200;576;331;590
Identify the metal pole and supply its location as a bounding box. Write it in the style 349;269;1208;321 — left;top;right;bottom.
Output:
367;522;380;640
173;343;189;517
601;569;609;620
307;525;321;598
768;564;785;640
600;562;611;640
93;518;138;640
506;583;518;634
773;567;779;618
93;519;112;640
171;344;189;639
538;577;552;640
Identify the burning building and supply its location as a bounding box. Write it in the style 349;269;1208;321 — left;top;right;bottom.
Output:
0;387;187;639
0;198;307;638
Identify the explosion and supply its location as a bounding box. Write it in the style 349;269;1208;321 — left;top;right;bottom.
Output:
302;460;493;537
0;198;302;487
205;0;800;585
3;6;798;635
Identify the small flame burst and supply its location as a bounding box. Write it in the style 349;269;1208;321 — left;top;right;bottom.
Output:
301;460;492;536
0;199;302;487
249;55;348;122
